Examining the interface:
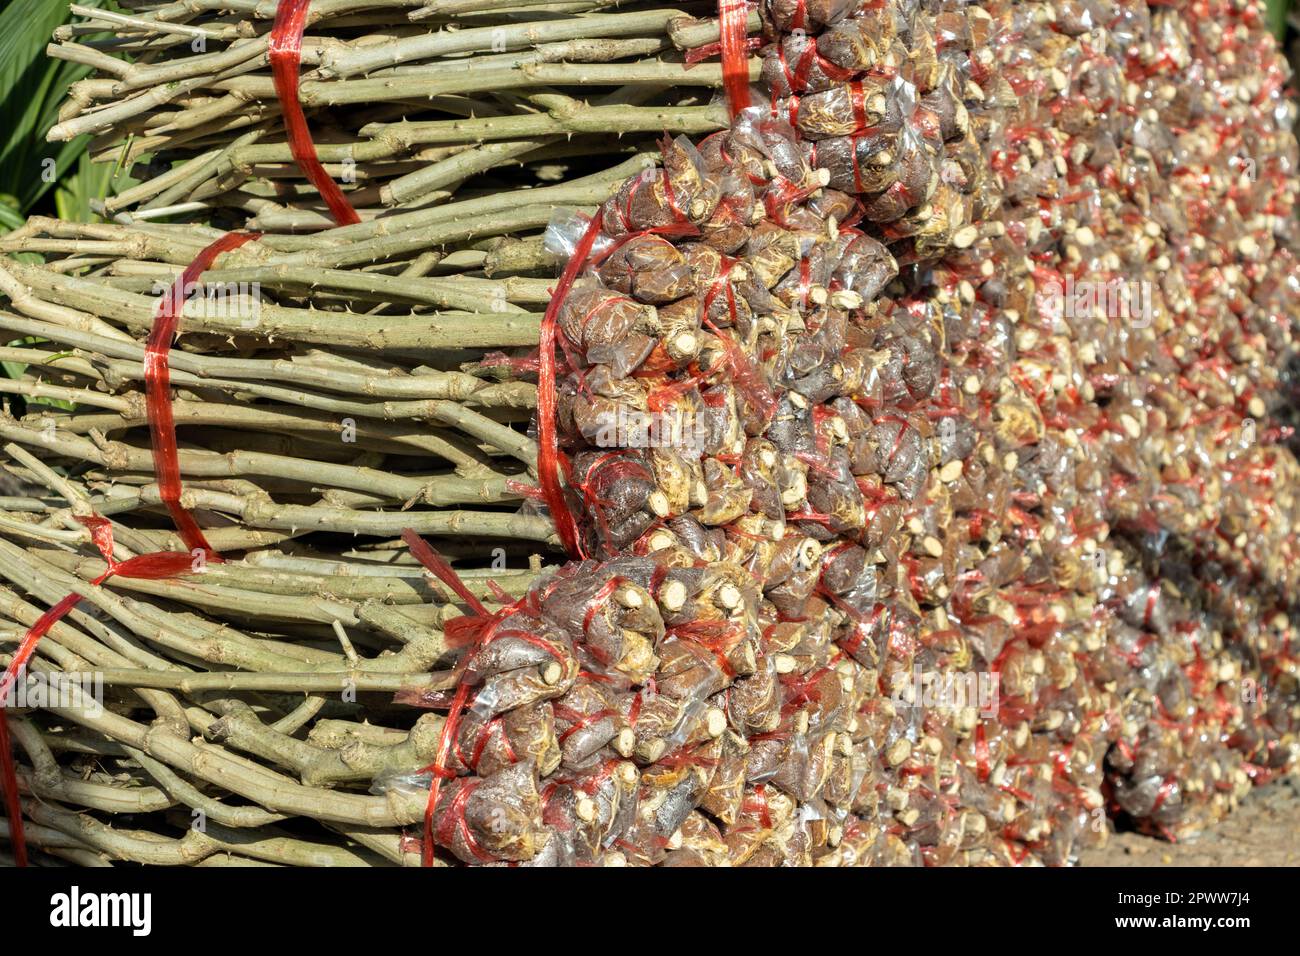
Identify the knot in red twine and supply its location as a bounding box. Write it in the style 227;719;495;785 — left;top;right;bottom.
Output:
0;515;200;866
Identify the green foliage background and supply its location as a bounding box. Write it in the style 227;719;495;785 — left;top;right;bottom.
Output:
0;0;122;232
0;1;129;406
1269;0;1291;45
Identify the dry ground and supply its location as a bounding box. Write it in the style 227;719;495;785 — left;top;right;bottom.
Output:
1080;775;1300;866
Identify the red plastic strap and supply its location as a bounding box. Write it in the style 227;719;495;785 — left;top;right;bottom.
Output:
818;541;856;580
874;413;912;472
146;231;259;556
764;175;818;225
582;577;627;634
673;619;741;678
849;135;871;193
974;722;991;782
781;665;831;709
784;95;802;130
658;138;690;223
835;600;889;655
849;81;867;130
0;589;84;866
781;37;856;93
702;256;740;327
401;528;489;617
577;294;627;339
684;35;763;66
0;704;29;866
434;775;493;863
491;626;566;664
789;0;807;30
620;686;643;727
453;716;494;776
718;0;753;119
700;313;776;424
555;706;618;745
2;528;197;713
399;531;483;865
79;514;115;561
748;783;773;828
0;596;85;708
269;0;362;226
1151;774;1177;812
493;720;518;766
539;214;604;559
402;530;561;866
776;45;803;93
422;680;471;867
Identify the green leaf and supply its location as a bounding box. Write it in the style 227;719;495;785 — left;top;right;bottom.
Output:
1266;0;1290;40
0;0;107;217
2;339;78;412
0;196;22;232
55;146;124;225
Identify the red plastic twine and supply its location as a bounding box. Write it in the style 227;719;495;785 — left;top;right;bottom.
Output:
146;231;260;557
718;0;753;119
0;517;198;866
538;215;605;560
0;589;79;868
269;0;361;226
401;530;512;867
401;529;481;867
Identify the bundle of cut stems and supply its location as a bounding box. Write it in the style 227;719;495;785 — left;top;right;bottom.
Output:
48;1;761;229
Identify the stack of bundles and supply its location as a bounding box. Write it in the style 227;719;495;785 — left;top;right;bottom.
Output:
45;0;756;230
508;0;1300;862
0;0;1296;868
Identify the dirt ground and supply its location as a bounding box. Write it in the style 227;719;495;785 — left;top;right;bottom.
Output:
1080;775;1300;866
